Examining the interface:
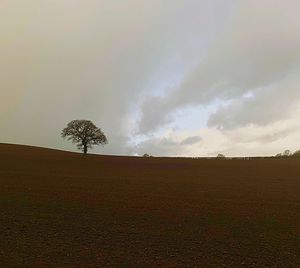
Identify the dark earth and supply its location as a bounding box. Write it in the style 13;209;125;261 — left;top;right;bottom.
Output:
0;143;300;267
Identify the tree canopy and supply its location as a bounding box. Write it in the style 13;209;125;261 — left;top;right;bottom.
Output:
61;120;108;154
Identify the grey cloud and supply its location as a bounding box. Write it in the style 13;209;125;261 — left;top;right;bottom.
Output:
134;136;198;157
134;138;177;157
1;0;228;154
180;136;202;145
132;134;202;156
138;0;300;133
137;96;175;134
208;69;300;129
2;0;300;157
255;128;298;144
228;125;299;145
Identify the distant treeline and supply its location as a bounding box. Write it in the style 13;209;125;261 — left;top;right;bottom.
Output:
141;151;300;159
216;150;300;159
274;150;300;158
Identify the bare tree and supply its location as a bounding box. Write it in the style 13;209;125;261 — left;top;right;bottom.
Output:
61;120;108;154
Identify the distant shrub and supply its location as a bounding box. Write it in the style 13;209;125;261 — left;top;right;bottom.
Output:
292;150;300;157
143;153;152;157
217;153;226;159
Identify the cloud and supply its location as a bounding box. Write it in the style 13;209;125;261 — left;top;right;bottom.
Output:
133;130;203;157
0;0;231;155
138;0;300;134
1;0;300;157
180;136;202;146
208;69;300;129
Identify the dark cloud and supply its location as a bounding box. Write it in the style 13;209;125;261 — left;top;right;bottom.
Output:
208;70;300;129
138;0;300;134
1;0;300;156
180;136;202;145
1;0;230;155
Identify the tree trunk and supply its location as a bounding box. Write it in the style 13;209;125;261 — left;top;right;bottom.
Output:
83;145;88;154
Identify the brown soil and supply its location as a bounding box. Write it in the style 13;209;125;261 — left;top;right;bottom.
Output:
0;143;300;267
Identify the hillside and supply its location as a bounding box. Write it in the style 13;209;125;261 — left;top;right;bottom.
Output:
0;143;300;267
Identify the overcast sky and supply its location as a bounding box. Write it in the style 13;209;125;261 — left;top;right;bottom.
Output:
1;0;300;157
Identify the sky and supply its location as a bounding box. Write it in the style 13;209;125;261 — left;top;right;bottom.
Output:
1;0;300;157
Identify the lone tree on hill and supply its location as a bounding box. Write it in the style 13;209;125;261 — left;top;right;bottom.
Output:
61;120;108;154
